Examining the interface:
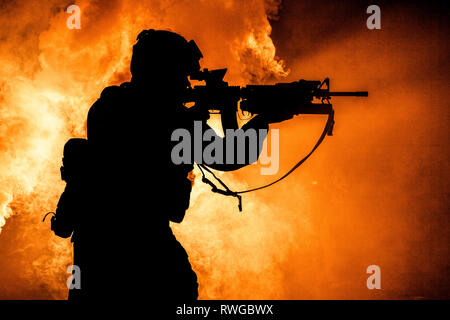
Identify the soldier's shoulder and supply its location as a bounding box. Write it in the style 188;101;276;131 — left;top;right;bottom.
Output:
89;83;131;112
99;85;121;99
99;82;131;100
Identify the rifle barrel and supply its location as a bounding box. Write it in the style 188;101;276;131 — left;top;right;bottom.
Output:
326;91;368;97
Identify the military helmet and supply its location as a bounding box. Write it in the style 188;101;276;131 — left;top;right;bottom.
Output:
130;29;203;79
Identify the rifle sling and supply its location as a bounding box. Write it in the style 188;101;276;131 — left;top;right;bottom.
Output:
197;111;334;211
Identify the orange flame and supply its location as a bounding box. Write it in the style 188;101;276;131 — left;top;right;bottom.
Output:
0;0;289;299
0;0;448;300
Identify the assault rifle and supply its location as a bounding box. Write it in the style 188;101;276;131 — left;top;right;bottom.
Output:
184;68;368;211
184;68;368;135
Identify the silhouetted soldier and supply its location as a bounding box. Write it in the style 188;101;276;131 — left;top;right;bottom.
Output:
51;29;289;303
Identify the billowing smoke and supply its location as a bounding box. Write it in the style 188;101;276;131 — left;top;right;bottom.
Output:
0;0;448;300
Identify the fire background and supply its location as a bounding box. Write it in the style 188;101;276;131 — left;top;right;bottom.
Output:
0;0;448;300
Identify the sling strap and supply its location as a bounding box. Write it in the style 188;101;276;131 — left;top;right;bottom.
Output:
197;110;334;211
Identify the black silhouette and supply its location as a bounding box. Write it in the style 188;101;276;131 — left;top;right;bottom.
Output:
48;29;367;303
50;29;272;302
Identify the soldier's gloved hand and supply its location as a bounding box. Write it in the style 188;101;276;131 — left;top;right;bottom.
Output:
187;103;210;121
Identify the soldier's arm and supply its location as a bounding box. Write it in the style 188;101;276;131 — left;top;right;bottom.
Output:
187;105;269;171
207;115;268;171
207;98;296;171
